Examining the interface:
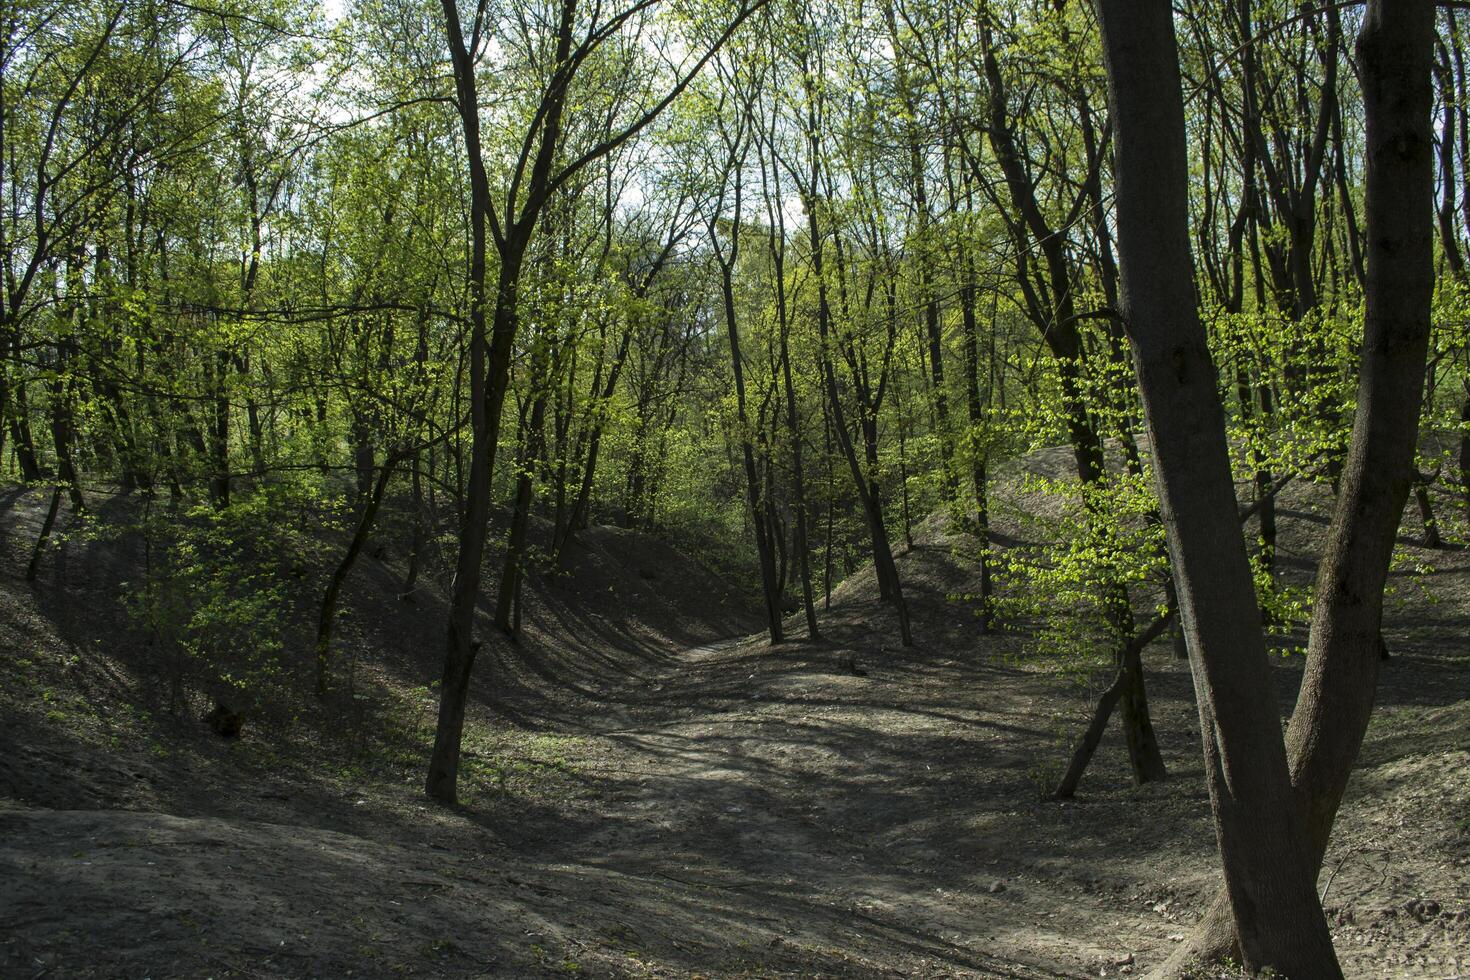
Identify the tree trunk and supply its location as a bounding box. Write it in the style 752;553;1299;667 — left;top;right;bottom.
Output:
778;293;819;640
496;389;548;637
316;456;397;697
26;486;63;582
208;349;230;508
809;210;912;646
427;256;522;805
1414;477;1442;548
721;247;784;645
1094;1;1342;974
425;0;491;806
48;354;84;513
959;278;994;632
8;349;44;482
1055;612;1173;799
402;454;424;600
1153;4;1438;974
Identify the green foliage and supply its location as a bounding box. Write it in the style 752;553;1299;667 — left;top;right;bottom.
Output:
115;483;332;708
993;465;1167;678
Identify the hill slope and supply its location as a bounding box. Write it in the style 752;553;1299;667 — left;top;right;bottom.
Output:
1;480;1468;978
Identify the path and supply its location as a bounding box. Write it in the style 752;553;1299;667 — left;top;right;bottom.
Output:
1;617;1172;978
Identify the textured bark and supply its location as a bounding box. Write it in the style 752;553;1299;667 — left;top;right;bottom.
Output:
425;0;519;805
1145;1;1436;976
1283;0;1437;899
1094;1;1342;975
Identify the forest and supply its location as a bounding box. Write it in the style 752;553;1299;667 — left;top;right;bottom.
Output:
1;0;1467;976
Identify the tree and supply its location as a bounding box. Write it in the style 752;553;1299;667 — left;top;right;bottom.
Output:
1152;0;1439;973
425;0;767;805
1093;0;1341;972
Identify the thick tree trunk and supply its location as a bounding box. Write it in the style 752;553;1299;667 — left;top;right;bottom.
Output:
1094;1;1342;975
1154;5;1438;975
1288;79;1437;827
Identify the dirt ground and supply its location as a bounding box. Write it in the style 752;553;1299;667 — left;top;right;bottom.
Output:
1;468;1467;979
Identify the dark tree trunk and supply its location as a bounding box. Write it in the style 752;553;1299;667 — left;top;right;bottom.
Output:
353;413;376;500
1414;477;1442;548
316;455;397;696
26;485;63;582
1153;4;1438;975
48;351;84;513
1094;0;1342;974
8;343;44;482
496;389;548;637
208;350;230;508
1055;613;1173;799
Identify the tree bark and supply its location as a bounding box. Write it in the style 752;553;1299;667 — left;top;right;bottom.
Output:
496;387;548;637
1152;5;1436;972
1094;0;1342;974
425;0;504;805
316;455;397;697
25;485;62;582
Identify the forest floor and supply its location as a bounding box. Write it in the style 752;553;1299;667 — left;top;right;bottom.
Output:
1;456;1469;979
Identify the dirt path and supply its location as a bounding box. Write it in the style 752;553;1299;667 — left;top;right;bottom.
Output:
4;615;1469;979
3;506;1468;978
0;614;1164;979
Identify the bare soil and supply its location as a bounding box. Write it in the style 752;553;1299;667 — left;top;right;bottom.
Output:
1;470;1467;979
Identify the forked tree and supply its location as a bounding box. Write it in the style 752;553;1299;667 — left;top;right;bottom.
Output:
1093;0;1434;974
